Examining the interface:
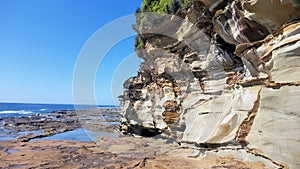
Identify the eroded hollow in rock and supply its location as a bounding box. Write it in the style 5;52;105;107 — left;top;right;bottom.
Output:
124;125;162;137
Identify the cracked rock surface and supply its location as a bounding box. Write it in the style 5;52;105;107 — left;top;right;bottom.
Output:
120;0;300;168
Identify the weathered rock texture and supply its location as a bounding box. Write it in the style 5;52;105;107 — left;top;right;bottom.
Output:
120;0;300;168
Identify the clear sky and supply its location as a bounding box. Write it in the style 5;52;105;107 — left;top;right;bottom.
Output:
0;0;142;105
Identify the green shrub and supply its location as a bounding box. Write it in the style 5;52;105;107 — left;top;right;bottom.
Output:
141;0;173;13
182;0;192;7
134;35;145;50
140;0;193;13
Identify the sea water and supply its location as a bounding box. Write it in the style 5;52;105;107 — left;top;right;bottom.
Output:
0;102;119;142
0;102;75;117
0;102;117;118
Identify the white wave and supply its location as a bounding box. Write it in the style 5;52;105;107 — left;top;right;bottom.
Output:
0;110;34;114
39;109;47;111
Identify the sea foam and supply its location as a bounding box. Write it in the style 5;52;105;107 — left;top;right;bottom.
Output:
0;110;34;114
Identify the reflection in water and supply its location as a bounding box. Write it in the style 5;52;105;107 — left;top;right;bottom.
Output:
30;128;119;142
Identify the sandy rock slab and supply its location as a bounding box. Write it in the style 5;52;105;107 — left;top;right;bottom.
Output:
0;140;142;169
0;137;271;169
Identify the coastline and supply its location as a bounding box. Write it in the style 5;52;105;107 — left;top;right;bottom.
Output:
0;107;270;168
0;107;121;142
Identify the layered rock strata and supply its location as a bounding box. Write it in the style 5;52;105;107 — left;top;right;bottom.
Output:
120;0;300;168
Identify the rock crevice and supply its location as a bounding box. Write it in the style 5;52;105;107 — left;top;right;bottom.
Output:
235;87;262;145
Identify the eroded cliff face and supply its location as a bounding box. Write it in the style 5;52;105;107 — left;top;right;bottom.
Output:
120;0;300;168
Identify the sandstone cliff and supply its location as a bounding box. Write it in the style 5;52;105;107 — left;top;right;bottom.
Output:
120;0;300;168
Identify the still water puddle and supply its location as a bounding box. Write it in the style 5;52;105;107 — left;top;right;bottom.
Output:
0;129;44;141
9;164;29;168
30;128;119;142
6;149;21;154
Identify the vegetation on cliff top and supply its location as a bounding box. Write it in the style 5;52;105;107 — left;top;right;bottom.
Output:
140;0;192;13
141;0;173;13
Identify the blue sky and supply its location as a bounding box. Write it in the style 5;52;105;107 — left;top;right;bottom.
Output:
0;0;142;105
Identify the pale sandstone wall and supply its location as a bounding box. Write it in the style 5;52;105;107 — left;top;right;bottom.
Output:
120;1;300;168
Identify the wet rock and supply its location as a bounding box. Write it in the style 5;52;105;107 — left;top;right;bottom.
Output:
0;108;121;142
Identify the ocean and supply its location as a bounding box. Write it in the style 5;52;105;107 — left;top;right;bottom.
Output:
0;102;117;118
0;102;120;141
